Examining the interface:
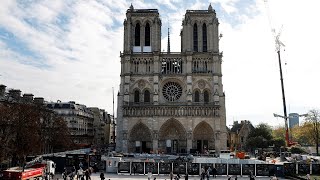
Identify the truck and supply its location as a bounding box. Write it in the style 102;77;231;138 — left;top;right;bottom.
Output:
1;156;55;180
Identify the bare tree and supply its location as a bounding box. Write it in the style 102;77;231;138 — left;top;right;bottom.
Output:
305;109;320;155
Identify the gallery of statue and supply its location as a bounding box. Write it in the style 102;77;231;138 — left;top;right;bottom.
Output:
116;4;227;154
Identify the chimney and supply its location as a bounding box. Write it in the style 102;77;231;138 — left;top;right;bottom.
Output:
9;89;21;100
33;97;44;105
22;93;34;103
0;84;6;97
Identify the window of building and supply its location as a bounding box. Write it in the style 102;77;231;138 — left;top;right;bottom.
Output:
145;23;150;46
162;82;182;102
135;23;140;46
194;90;200;102
134;90;140;103
204;90;209;103
202;23;207;52
193;24;198;52
144;90;150;102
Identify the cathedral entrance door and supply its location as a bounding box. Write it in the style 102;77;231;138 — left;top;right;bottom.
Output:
197;140;209;153
172;140;178;153
142;141;147;153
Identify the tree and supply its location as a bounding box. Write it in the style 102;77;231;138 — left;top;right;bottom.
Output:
272;126;285;141
246;123;273;151
0;102;73;165
291;122;313;146
305;109;320;155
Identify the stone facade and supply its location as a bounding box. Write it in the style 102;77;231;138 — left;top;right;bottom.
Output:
229;120;254;151
116;5;227;154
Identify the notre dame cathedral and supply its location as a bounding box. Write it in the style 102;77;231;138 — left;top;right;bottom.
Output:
116;4;227;154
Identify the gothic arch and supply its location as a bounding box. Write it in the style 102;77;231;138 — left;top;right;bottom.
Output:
159;118;186;140
193;89;200;102
133;88;140;103
129;122;152;141
130;79;152;90
203;88;211;103
128;122;153;153
145;23;150;46
202;23;207;52
193;23;198;52
143;88;151;102
134;22;141;46
193;121;214;140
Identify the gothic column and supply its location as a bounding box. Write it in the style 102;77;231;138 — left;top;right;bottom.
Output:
187;131;192;153
153;130;159;153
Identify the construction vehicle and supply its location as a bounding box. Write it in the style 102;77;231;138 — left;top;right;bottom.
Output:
1;156;55;180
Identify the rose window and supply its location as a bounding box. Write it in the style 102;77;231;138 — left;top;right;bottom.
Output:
162;82;182;102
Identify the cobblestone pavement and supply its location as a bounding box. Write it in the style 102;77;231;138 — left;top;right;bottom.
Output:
54;173;289;180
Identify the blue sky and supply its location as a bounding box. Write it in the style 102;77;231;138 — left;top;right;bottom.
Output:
1;0;320;127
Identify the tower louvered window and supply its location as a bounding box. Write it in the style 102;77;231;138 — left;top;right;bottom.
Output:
145;23;150;46
202;23;207;52
134;90;140;103
193;24;198;52
135;23;140;46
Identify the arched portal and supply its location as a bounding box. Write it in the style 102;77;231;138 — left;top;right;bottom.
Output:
129;122;152;153
193;121;214;153
159;119;187;153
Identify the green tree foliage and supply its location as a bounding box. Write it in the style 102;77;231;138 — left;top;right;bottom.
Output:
246;123;273;150
305;109;320;155
291;122;313;146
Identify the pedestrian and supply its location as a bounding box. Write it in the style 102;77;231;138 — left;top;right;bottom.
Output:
85;169;91;180
170;171;174;180
212;167;217;178
148;170;152;180
77;167;84;180
201;167;205;180
271;174;278;180
306;174;311;180
100;172;105;180
176;172;181;180
206;168;210;180
185;172;188;180
133;164;137;175
249;172;255;180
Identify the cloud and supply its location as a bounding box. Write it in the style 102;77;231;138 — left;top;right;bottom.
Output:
1;0;319;128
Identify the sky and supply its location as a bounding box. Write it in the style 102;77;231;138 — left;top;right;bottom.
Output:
0;0;320;128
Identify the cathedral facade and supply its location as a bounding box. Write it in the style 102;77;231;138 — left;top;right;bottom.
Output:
116;4;227;154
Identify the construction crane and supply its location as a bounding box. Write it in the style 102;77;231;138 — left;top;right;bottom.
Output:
263;0;291;147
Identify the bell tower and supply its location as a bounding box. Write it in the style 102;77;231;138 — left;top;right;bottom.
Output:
181;4;219;53
123;4;161;54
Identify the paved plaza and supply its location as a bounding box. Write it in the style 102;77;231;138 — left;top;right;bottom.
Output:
55;173;288;180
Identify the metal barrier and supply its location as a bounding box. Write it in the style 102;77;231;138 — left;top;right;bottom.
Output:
118;162;320;177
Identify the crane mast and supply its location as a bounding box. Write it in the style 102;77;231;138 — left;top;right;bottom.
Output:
264;0;291;147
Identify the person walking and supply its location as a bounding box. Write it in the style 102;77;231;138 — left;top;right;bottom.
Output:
170;171;174;180
77;167;84;180
100;172;105;180
148;170;152;180
84;169;91;180
212;167;217;178
207;168;210;180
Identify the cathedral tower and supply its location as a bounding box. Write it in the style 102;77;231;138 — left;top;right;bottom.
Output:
117;4;227;154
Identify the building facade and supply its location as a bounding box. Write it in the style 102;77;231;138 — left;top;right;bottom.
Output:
116;5;227;153
229;120;254;151
46;101;95;147
289;113;299;128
